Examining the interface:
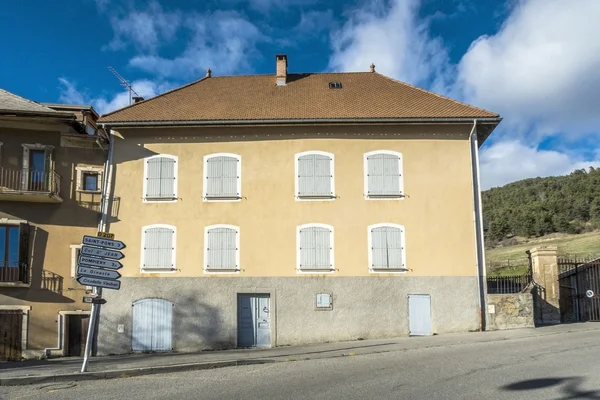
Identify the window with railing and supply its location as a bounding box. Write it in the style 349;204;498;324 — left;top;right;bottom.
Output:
0;223;30;284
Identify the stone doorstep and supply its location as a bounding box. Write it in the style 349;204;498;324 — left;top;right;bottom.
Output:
0;359;277;386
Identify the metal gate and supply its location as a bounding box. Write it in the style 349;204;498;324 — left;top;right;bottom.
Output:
0;310;23;360
558;258;600;322
237;294;271;347
132;298;173;352
408;294;432;336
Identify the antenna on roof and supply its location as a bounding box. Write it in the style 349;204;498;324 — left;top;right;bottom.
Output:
108;66;140;105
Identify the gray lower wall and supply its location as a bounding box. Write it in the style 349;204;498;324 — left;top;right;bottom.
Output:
97;276;480;355
487;293;535;330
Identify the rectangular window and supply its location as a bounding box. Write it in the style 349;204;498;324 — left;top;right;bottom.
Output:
204;154;241;200
0;223;30;283
369;225;405;271
82;172;99;191
144;156;177;201
205;226;239;271
365;151;403;198
296;152;334;199
142;226;175;270
298;225;333;270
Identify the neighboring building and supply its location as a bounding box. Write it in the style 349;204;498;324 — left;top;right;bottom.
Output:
0;89;108;360
96;55;501;355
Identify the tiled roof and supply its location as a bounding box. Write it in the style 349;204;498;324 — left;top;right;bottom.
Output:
0;89;72;116
99;71;499;124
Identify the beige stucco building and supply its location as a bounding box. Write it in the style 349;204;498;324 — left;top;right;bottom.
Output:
0;89;108;359
95;55;501;354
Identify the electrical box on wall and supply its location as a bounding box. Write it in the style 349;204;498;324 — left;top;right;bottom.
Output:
315;292;333;311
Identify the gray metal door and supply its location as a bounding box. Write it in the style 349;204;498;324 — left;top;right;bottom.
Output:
408;294;432;336
132;298;173;351
237;294;271;347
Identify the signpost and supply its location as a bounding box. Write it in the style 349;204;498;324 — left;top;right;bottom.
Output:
78;231;126;373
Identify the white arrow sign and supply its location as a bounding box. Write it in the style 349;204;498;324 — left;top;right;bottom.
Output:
81;245;124;260
77;265;121;280
78;255;123;270
82;235;126;250
77;276;121;290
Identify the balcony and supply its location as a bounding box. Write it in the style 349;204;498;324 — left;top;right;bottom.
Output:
0;263;29;287
0;167;62;203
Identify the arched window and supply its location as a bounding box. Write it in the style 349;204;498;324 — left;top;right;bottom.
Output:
143;154;178;202
295;151;335;200
364;151;403;199
297;223;334;271
368;223;406;272
204;225;240;271
141;224;176;271
203;153;241;201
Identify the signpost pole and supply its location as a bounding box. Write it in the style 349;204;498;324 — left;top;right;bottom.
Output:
81;290;98;372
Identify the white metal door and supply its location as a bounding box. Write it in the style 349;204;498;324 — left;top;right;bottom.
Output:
237;294;271;347
408;294;432;336
132;298;173;351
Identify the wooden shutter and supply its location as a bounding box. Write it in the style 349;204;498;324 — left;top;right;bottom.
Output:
206;156;239;198
297;154;332;197
143;227;174;269
145;157;176;199
206;227;238;269
299;226;331;269
367;153;402;196
371;226;403;269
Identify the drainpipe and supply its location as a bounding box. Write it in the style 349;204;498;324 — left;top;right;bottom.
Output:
469;119;487;331
81;126;115;372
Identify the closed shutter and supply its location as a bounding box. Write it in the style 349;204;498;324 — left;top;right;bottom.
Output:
206;156;239;198
371;226;403;269
143;227;174;269
367;153;402;196
299;226;332;269
206;227;238;269
145;157;176;199
297;154;332;197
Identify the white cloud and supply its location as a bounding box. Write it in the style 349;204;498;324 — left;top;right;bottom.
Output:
328;0;452;92
58;78;176;115
128;11;266;78
105;1;181;53
457;0;600;137
480;140;600;189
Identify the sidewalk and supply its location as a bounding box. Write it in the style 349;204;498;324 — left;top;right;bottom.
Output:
1;323;598;386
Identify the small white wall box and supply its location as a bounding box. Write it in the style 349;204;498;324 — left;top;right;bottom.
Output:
316;293;333;310
117;324;124;333
488;304;496;314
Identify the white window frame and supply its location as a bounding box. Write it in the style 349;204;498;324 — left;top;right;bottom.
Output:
203;153;242;202
203;224;241;274
140;224;177;273
75;166;103;193
296;223;335;274
142;154;178;203
363;150;404;200
367;223;407;273
294;151;335;201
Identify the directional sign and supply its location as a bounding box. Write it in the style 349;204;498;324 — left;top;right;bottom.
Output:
81;245;124;260
82;235;125;250
77;276;121;290
78;255;122;270
586;290;595;298
83;297;107;305
77;265;121;280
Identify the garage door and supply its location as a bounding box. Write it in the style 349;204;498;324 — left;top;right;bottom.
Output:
132;298;173;352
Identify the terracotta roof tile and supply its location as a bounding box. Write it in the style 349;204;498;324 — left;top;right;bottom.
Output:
99;72;499;124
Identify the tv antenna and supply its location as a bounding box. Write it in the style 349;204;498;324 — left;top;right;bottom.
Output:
108;66;139;105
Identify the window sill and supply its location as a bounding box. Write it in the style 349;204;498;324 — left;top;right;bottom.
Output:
297;268;335;274
204;196;242;202
0;282;31;288
369;267;408;273
205;268;241;274
77;189;102;194
141;268;176;274
143;197;178;203
365;194;405;200
296;195;336;201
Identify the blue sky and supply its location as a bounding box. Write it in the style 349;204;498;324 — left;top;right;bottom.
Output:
1;0;599;189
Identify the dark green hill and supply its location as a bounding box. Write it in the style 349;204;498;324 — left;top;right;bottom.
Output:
482;167;600;243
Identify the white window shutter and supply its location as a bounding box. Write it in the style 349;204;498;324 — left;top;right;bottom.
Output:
299;226;331;269
367;153;401;196
143;227;174;269
206;227;238;269
371;226;403;269
206;156;239;198
145;157;176;199
297;154;332;197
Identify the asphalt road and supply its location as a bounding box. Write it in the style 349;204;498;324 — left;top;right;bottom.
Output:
2;329;600;400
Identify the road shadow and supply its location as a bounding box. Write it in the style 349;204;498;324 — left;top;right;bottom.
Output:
502;377;600;399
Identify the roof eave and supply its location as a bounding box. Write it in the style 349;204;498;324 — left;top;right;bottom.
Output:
99;116;502;128
0;110;77;119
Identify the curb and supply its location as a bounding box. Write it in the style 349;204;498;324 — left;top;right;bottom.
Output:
0;359;278;386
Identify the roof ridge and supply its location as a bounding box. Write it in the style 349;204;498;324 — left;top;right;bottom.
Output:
99;75;211;119
373;72;498;117
0;88;61;113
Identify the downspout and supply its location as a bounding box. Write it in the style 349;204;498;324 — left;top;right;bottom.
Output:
81;127;115;372
469;119;487;331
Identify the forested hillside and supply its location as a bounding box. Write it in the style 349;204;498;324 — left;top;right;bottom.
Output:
482;167;600;243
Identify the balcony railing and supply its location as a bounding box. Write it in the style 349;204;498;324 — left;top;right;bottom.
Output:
0;167;61;196
0;263;29;284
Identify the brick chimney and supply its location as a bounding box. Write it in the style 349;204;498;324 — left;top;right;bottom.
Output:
276;54;287;86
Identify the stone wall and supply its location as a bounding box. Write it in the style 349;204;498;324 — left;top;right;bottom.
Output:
487;293;535;330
